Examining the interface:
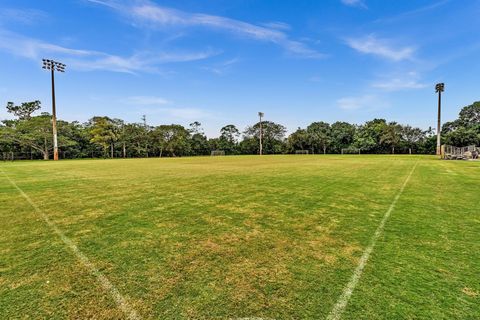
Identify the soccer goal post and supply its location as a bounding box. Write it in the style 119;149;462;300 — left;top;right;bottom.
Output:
295;150;309;155
211;150;225;156
341;148;361;155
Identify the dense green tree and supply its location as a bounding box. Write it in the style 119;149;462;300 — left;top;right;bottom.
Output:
6;101;41;120
1;113;75;159
353;127;376;153
218;124;240;154
286;127;309;153
188;122;209;156
88;116;119;158
59;120;90;158
354;119;388;153
442;101;480;147
444;127;479;147
238;137;259;154
458;101;480;126
208;137;221;152
244;121;286;154
307;122;331;154
401;125;426;154
380;122;403;154
330;121;356;153
151;124;191;157
6;99;480;159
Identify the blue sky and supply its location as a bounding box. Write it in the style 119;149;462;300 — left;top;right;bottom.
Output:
0;0;479;137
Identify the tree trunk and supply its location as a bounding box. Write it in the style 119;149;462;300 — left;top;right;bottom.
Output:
43;136;48;160
323;146;326;155
42;138;50;160
409;148;412;155
123;142;126;158
392;146;395;154
159;147;163;158
111;143;114;158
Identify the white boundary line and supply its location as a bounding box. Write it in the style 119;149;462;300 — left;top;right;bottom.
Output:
326;161;418;320
1;169;141;320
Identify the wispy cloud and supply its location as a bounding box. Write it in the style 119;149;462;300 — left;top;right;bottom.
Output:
341;0;367;9
337;94;388;111
124;95;212;120
0;29;217;73
0;8;47;25
261;21;291;31
87;0;324;59
375;0;450;24
372;72;427;91
346;34;415;61
201;58;239;75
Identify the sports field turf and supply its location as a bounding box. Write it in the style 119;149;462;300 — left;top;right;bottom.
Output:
1;155;479;319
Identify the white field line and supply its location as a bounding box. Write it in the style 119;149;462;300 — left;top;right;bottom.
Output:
1;170;141;320
326;161;418;320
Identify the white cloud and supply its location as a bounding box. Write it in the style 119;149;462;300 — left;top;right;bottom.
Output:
124;95;211;120
87;0;324;58
341;0;367;9
261;21;291;31
201;58;239;75
346;34;415;61
372;79;426;91
375;0;450;24
0;8;47;25
0;29;217;73
372;71;427;91
0;29;96;59
337;94;388;111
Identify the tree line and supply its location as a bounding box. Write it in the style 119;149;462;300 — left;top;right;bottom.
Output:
1;101;479;159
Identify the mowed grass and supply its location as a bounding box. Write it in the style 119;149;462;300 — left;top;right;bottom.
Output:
0;155;479;319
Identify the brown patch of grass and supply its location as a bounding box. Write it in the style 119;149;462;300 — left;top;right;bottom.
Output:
462;287;479;297
9;273;42;290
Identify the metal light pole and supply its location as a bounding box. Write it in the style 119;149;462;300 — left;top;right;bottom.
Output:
42;59;66;161
435;83;444;156
258;112;264;155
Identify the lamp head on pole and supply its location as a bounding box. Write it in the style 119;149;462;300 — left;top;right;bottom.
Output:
42;59;66;73
435;83;444;93
258;112;264;118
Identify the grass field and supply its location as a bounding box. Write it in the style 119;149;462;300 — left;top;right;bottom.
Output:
1;155;479;319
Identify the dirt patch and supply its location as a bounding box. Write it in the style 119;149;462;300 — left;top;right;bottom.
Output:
462;287;479;297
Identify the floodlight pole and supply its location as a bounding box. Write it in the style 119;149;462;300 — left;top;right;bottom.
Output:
435;83;445;156
51;67;58;161
43;59;66;161
258;112;264;155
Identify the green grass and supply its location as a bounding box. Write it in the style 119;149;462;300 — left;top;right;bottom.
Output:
0;155;479;319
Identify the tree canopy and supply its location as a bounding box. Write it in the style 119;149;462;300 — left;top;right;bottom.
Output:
2;100;479;159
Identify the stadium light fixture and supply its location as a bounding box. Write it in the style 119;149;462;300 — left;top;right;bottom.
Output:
42;59;66;161
435;83;445;156
258;112;264;155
